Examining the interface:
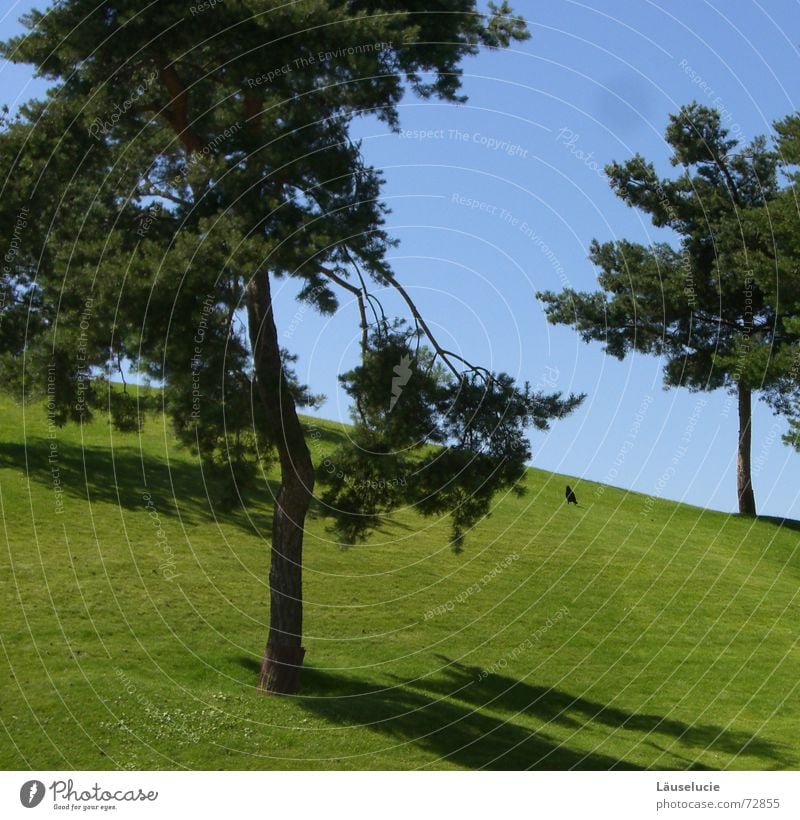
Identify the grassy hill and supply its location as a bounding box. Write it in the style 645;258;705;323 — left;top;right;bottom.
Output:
1;391;798;770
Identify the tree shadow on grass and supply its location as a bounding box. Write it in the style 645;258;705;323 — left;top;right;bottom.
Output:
237;655;263;677
757;515;800;534
753;516;800;577
0;437;277;534
293;661;788;770
425;658;786;767
295;666;636;769
1;417;406;542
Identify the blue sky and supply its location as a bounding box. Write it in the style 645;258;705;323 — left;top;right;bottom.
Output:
1;0;799;517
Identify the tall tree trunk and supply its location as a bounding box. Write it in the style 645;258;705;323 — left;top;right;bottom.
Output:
245;270;314;695
737;383;756;516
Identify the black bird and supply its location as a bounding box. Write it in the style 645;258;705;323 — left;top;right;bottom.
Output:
565;485;578;505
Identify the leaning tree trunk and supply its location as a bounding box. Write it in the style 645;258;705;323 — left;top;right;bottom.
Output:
736;383;757;516
245;270;314;695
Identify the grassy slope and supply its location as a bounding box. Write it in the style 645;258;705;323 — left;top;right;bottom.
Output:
0;392;798;771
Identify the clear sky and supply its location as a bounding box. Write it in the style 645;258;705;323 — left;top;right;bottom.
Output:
1;1;798;518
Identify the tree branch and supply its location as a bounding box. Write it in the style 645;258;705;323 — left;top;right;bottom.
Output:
116;351;127;393
380;270;490;380
706;153;742;208
140;172;187;206
316;264;369;356
339;246;385;329
692;310;756;333
158;63;203;155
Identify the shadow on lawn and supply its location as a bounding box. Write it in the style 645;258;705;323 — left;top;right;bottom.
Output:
0;437;277;534
758;515;800;534
290;661;786;770
0;416;409;546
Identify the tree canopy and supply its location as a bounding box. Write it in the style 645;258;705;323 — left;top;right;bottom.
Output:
0;1;583;693
538;103;800;515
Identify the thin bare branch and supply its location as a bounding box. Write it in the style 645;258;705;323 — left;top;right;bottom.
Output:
116;351;127;392
340;246;385;329
381;270;492;381
316;264;369;356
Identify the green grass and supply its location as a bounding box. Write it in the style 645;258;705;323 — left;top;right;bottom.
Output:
1;390;799;770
